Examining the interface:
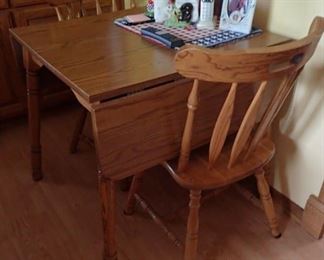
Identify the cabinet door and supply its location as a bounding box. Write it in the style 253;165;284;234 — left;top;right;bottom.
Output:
0;12;24;107
0;51;13;106
0;0;8;9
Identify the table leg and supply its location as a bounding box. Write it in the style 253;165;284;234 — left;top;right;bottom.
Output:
26;53;42;181
98;171;118;260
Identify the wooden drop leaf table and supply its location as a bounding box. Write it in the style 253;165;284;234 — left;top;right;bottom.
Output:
10;7;290;259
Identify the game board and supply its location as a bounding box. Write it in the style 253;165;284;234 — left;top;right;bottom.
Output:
114;18;262;48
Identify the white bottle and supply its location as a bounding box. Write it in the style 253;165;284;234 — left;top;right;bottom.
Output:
154;0;169;23
197;0;215;29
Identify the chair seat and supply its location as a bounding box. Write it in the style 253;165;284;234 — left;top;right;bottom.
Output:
167;138;275;190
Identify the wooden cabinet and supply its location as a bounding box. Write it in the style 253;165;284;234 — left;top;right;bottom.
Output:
0;12;25;118
0;0;8;9
0;13;13;106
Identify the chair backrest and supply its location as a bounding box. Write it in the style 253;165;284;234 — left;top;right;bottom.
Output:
47;0;125;21
174;17;324;172
47;0;103;21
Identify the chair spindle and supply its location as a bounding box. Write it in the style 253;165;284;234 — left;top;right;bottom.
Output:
245;72;299;158
208;82;237;169
228;81;267;167
178;79;200;172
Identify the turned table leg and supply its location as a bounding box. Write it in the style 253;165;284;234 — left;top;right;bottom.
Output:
25;50;42;181
98;171;118;260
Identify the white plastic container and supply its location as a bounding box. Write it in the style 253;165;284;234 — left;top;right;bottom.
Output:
154;0;169;23
197;0;216;29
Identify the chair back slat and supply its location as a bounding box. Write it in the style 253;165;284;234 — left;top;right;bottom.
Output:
54;6;64;21
129;0;136;8
244;72;299;158
174;16;323;171
208;82;237;168
178;80;200;172
228;81;267;167
95;0;103;14
309;16;324;35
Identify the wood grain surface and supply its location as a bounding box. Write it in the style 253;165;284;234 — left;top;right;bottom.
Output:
10;8;291;103
2;105;324;259
91;79;255;180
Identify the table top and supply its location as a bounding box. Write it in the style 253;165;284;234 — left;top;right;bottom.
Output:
10;8;291;103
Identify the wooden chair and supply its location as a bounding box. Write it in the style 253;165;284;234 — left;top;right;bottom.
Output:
124;17;324;260
47;0;124;153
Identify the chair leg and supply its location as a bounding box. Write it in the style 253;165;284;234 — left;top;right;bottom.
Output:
98;172;117;260
255;168;281;238
184;190;201;260
124;173;144;215
70;107;87;154
119;176;132;192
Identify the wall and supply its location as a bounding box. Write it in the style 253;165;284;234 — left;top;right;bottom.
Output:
255;0;324;208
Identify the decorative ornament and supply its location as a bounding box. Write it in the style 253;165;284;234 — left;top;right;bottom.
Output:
146;0;154;18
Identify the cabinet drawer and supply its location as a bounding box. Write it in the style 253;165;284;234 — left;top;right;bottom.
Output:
0;0;8;9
